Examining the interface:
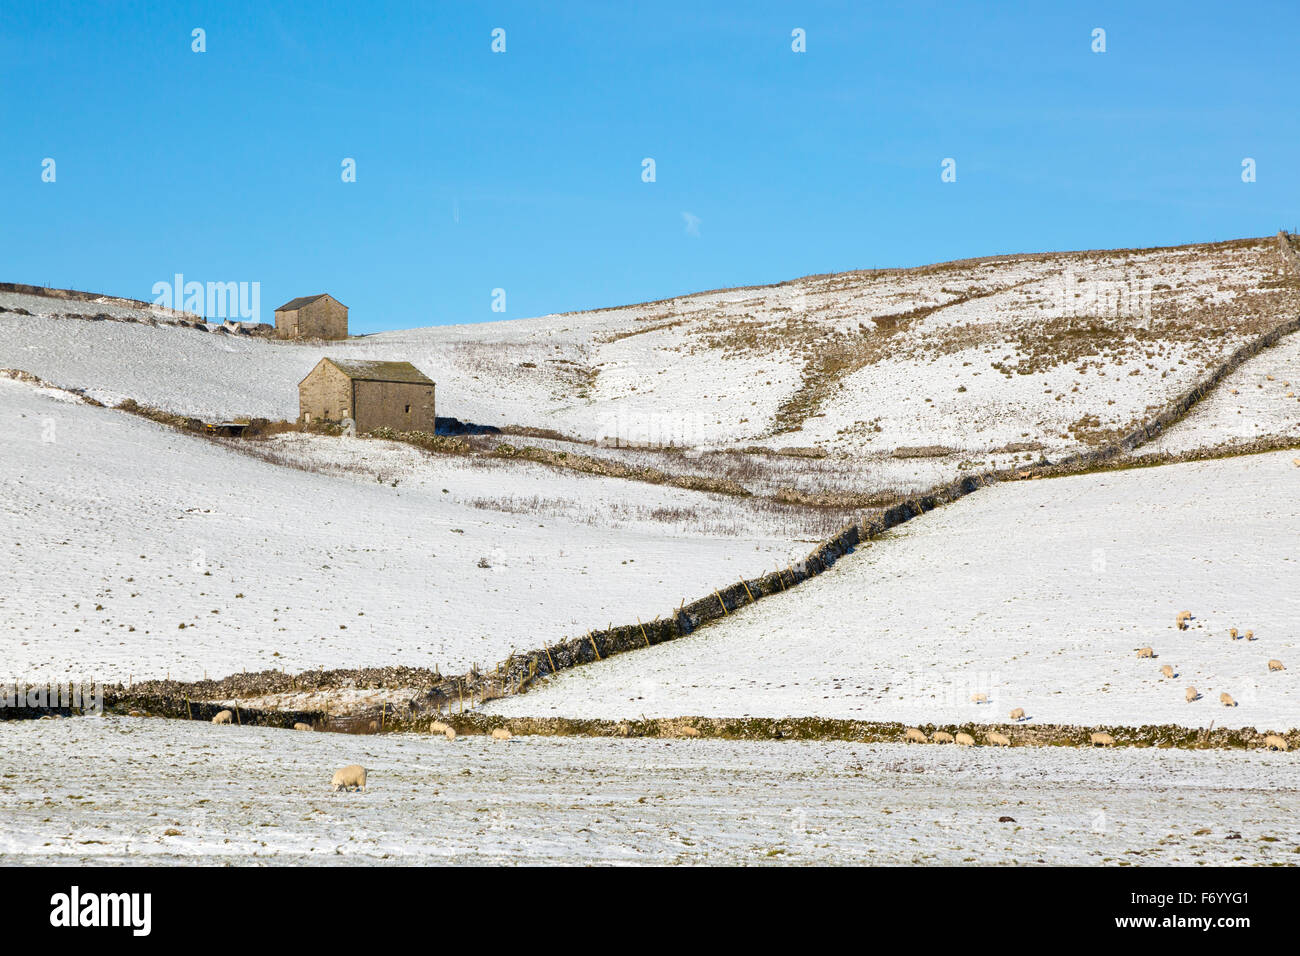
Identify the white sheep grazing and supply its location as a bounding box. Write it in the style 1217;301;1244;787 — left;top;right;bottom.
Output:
986;731;1011;747
1175;610;1192;630
1263;735;1289;752
954;732;976;747
212;710;232;725
1185;687;1200;703
491;727;512;741
1009;707;1026;721
1137;647;1155;659
1159;664;1175;679
1229;627;1238;639
1245;629;1256;641
331;765;367;792
970;693;988;704
293;722;313;731
1268;659;1286;672
1090;732;1115;747
1220;693;1237;707
679;726;701;738
932;731;954;744
429;720;450;735
904;727;927;744
444;727;456;741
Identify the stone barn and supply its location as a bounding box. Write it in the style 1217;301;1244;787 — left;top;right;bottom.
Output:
298;358;435;433
274;294;348;340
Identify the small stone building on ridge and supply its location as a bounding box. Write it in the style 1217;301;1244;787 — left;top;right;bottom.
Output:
274;294;348;340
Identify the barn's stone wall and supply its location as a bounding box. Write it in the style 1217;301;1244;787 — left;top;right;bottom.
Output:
298;361;352;423
275;296;348;340
352;379;436;433
274;308;298;338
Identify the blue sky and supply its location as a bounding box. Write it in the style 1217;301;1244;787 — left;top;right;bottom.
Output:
2;1;1296;333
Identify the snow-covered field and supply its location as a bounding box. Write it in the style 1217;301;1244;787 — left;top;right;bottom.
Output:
2;716;1295;865
489;450;1300;730
1;377;803;683
1133;332;1300;458
3;237;1294;468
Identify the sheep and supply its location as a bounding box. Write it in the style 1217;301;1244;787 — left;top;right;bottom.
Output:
954;732;976;747
986;731;1011;747
1268;659;1286;672
679;726;701;738
211;710;232;725
1175;610;1192;630
1263;735;1289;752
1220;693;1237;707
330;765;367;792
970;693;988;704
1090;732;1115;747
1009;707;1026;721
931;731;954;744
491;727;512;741
429;720;450;735
444;727;456;741
1229;628;1238;639
904;727;926;744
1159;664;1175;679
1137;646;1155;659
1185;687;1200;703
367;720;379;733
293;722;313;731
1245;630;1256;641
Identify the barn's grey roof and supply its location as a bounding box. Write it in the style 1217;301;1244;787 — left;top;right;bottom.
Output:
276;293;344;312
321;358;434;385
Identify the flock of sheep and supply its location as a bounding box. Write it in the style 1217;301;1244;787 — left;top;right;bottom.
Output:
900;608;1290;752
1142;610;1286;725
902;721;1022;749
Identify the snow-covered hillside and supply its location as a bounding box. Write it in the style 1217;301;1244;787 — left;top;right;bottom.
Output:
4;235;1297;718
3;237;1295;464
1;377;803;682
488;450;1300;730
